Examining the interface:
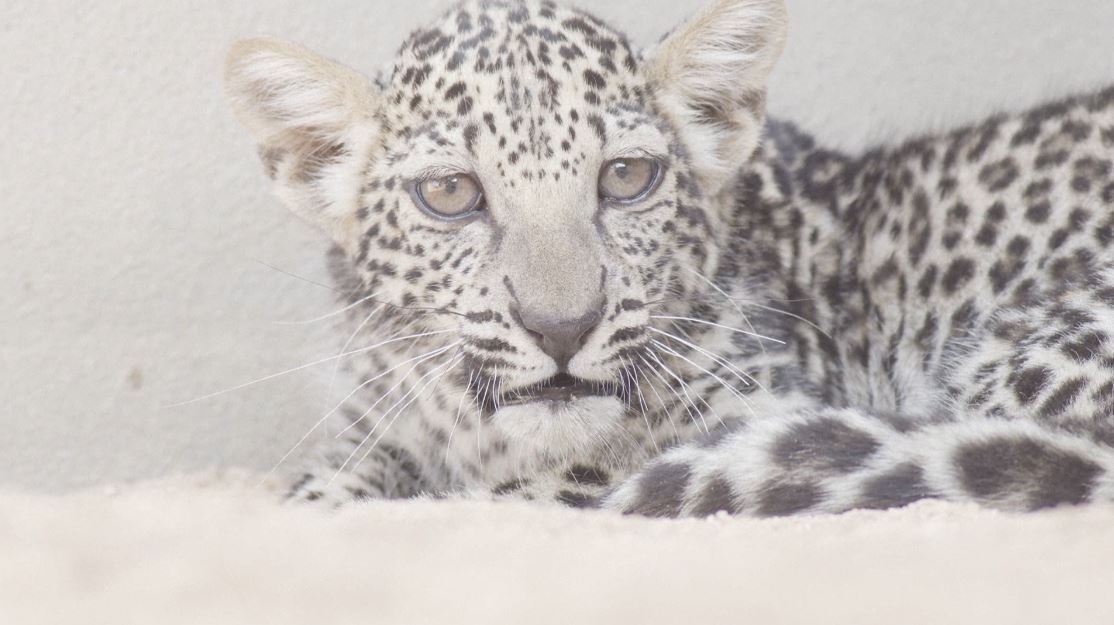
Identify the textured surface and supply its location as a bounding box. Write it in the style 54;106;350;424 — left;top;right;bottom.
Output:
5;0;1114;492
1;472;1113;624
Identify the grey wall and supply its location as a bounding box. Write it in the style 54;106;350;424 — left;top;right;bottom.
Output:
4;0;1113;492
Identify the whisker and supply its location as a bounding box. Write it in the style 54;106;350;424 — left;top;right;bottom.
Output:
492;366;502;412
659;327;757;389
165;328;456;408
745;301;833;340
650;326;751;382
350;353;462;476
445;369;475;462
254;258;345;294
682;266;773;361
637;355;687;423
674;294;833;341
647;327;767;393
650;348;724;430
334;343;459;439
636;361;681;438
651;340;756;419
650;314;785;344
321;303;387;410
333;352;463;481
475;376;489;473
642;352;708;433
267;341;461;477
645;293;818;309
274;291;382;326
621;355;658;451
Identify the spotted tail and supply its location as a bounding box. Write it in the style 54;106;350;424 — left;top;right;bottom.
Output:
603;408;1114;517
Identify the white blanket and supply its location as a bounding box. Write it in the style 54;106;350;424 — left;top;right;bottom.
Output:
3;471;1112;625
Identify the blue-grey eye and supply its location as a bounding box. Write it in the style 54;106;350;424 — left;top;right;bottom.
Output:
599;158;661;203
413;174;484;219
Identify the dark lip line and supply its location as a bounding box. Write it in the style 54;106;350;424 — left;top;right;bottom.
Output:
472;373;629;412
500;383;616;407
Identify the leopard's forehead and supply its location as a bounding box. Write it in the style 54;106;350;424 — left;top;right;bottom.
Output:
383;1;648;129
392;1;641;93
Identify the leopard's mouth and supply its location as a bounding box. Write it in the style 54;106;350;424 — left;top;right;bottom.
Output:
474;372;630;413
502;373;619;406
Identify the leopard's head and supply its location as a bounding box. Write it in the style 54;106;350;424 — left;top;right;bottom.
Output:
226;0;786;457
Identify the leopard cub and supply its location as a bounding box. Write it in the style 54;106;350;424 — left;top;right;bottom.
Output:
226;0;1114;516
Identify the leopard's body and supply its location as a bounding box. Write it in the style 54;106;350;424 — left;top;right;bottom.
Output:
226;0;1114;517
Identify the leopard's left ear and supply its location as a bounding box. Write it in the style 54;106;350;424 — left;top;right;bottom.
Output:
646;0;787;194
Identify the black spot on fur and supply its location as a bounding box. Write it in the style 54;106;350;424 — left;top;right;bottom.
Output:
493;479;527;496
756;480;822;517
565;465;610;487
942;258;975;294
956;438;1102;509
690;477;737;517
1013;366;1052;404
858;463;934;509
773;418;880;475
623;462;691;518
1038;378;1088;418
557;490;599;509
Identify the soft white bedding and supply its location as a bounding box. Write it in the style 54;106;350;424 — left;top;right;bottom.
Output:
2;471;1112;625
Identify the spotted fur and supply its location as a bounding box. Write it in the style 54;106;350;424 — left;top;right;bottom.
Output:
226;0;1114;517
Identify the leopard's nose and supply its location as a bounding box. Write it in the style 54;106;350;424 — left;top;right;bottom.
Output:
515;305;604;371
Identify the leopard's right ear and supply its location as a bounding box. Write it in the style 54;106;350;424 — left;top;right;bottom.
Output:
225;38;378;243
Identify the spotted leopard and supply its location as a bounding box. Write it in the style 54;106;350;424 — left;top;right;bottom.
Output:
225;0;1114;516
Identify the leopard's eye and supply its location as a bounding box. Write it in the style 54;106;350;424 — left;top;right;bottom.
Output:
598;158;662;204
412;174;485;220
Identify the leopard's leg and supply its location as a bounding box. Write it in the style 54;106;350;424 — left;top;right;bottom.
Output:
285;434;439;508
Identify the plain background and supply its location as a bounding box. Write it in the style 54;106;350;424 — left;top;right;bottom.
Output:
3;0;1113;493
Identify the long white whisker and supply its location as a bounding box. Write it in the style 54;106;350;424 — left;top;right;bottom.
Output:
475;375;488;473
647;326;767;393
654;332;754;395
274;291;382;326
334;343;459;439
638;355;687;422
621;355;658;451
745;301;833;340
322;303;386;407
332;353;463;481
266;341;461;478
642;352;708;433
652;348;721;428
445;369;475;462
650;315;785;344
679;265;769;358
651;339;756;419
350;354;462;476
650;348;721;430
651;326;752;383
165;328;456;408
636;361;681;438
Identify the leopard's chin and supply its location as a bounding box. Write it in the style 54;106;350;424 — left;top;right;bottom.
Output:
489;396;626;459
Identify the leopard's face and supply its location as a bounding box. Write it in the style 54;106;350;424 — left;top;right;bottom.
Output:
227;0;786;456
356;2;721;448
